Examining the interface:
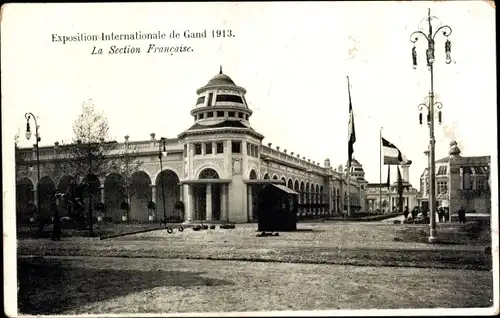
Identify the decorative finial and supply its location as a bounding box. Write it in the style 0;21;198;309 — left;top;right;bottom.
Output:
219;65;223;74
449;140;461;157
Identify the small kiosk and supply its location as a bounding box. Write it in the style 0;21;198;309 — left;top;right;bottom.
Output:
257;184;298;231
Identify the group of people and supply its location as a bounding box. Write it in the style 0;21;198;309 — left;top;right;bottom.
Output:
437;207;451;223
402;205;468;223
25;201;62;241
403;206;428;220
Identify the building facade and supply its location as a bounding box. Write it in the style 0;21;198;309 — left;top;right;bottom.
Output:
419;141;491;213
365;163;421;213
15;69;367;224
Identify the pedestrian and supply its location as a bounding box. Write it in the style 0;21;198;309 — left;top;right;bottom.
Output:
437;207;444;223
444;207;450;222
411;207;418;220
52;208;62;241
458;206;466;224
403;206;409;220
422;209;428;219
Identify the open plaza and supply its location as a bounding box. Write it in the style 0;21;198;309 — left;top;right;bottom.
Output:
9;4;497;317
16;220;494;315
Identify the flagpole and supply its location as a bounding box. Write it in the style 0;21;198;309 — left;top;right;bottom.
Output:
379;127;382;215
346;76;354;218
387;165;391;213
347;163;351;218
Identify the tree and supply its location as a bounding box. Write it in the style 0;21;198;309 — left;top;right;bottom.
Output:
110;141;144;222
52;99;143;232
69;99;114;181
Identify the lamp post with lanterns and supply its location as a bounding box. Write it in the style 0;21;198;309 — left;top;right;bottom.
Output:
410;8;453;243
25;112;42;230
158;137;168;223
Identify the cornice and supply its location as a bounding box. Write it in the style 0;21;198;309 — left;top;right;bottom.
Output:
178;127;264;140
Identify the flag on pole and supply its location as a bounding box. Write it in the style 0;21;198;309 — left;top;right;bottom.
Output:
386;165;391;189
347;77;356;166
397;166;404;195
382;137;411;165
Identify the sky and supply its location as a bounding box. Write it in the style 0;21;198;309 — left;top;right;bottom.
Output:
2;1;497;189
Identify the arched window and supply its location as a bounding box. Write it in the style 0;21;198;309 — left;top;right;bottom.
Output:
199;168;219;179
249;170;257;180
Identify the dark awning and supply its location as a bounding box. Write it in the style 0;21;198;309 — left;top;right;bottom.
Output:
272;184;299;195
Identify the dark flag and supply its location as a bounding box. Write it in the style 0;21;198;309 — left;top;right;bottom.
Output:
347;77;356;166
386;165;391;189
382;137;411;165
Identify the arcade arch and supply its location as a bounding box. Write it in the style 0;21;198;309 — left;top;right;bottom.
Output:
194;168;221;221
155;170;181;221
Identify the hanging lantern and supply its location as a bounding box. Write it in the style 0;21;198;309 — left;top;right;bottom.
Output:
438;111;442;124
426;47;435;65
445;39;452;64
25;122;32;140
412;46;417;69
427;113;431;124
419;113;423;125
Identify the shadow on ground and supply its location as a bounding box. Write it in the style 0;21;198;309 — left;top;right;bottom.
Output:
394;221;491;246
18;257;234;315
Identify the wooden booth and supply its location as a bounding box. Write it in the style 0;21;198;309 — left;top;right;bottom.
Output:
257;184;298;231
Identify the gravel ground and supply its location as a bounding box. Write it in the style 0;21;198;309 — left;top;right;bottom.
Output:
17;223;492;270
17;256;494;315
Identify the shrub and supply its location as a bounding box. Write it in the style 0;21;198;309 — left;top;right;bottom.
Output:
174;201;185;211
103;217;113;224
166;216;183;223
147;201;156;210
209;225;216;229
120;201;130;211
220;223;236;229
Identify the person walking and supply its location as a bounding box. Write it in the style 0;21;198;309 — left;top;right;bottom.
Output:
403;206;409;220
458;206;466;224
411;207;418;220
437;207;444;223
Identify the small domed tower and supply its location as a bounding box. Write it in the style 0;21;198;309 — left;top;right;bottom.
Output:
324;158;331;168
178;67;264;224
191;66;253;127
346;158;366;181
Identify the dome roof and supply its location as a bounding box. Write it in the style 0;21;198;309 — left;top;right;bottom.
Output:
206;66;235;86
347;158;362;167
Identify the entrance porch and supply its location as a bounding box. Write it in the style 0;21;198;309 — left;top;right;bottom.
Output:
180;179;231;223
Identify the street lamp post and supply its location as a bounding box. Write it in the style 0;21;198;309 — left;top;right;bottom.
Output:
25;113;42;232
410;8;453;243
158;137;168;224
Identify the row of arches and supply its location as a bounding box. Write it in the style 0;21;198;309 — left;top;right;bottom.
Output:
261;172;336;217
263;173;323;194
16;170;182;224
260;172;360;217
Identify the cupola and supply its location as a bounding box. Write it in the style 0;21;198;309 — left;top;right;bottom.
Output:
191;66;253;127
